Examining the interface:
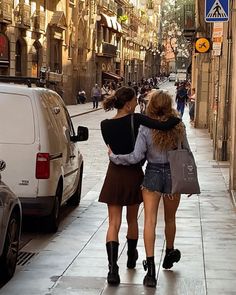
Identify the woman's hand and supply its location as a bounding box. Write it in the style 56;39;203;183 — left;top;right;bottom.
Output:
107;145;112;156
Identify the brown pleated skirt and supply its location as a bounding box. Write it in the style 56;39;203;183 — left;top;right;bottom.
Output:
99;161;144;206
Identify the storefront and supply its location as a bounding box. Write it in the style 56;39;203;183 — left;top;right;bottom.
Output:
0;33;10;75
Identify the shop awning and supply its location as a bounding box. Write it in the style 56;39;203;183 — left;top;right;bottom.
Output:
100;14;122;33
111;17;122;33
100;13;113;29
102;71;123;81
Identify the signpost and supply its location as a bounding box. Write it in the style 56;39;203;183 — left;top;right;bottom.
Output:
205;0;229;22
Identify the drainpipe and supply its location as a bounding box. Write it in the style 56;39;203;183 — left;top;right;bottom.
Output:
222;1;233;160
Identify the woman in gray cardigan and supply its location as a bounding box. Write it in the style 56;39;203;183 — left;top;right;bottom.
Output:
109;90;191;288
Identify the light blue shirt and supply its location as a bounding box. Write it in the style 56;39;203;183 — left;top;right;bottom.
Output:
110;125;191;165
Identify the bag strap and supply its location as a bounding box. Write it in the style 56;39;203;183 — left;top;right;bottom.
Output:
130;114;135;148
177;140;182;150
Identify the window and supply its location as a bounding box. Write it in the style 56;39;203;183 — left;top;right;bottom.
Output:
50;39;62;73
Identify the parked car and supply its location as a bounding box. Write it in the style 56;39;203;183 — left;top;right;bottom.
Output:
0;82;89;232
0;173;22;282
168;73;176;82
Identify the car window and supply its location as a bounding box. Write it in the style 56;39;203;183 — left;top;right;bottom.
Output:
0;93;35;144
54;94;76;137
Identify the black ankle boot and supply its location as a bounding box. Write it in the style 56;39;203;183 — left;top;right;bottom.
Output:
162;248;181;269
127;238;138;269
143;257;157;288
106;241;120;285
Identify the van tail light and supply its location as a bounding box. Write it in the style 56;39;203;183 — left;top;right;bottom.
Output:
36;153;50;179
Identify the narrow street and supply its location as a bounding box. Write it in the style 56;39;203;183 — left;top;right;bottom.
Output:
0;82;235;295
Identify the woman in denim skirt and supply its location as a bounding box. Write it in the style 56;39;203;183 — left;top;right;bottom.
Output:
109;90;191;288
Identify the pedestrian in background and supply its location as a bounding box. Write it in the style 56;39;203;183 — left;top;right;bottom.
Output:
99;86;181;286
189;88;196;124
91;83;101;109
109;90;189;288
175;82;188;118
77;90;86;104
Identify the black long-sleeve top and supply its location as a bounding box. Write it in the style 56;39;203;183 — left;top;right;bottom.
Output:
101;113;180;155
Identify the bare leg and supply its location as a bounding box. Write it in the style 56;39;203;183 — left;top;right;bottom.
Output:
143;189;161;257
126;204;140;269
163;195;180;249
126;204;140;239
106;205;123;242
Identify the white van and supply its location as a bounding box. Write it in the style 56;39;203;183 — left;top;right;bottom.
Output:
0;83;88;232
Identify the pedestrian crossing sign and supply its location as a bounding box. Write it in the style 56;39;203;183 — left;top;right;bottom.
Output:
205;0;229;22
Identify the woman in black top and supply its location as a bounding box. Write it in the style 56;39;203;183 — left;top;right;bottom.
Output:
99;86;180;285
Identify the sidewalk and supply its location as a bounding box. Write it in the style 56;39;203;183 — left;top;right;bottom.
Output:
1;104;236;295
67;102;103;117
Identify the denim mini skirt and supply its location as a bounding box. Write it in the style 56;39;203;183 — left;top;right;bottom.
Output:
142;162;172;194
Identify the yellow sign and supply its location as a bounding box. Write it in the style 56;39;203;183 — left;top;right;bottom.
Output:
195;38;210;53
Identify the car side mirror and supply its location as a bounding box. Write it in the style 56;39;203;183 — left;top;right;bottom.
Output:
71;126;89;142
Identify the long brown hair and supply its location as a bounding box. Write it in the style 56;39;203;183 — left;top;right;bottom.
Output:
146;90;185;150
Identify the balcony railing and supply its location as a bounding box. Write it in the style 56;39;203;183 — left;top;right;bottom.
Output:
0;0;13;23
97;42;117;57
183;4;196;40
32;10;45;32
14;3;31;28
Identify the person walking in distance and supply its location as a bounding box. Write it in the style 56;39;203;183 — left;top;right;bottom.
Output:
91;83;101;109
99;87;181;286
189;88;196;123
175;82;188;118
109;90;190;287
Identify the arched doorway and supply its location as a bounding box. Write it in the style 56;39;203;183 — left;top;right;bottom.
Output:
32;41;42;77
15;39;27;76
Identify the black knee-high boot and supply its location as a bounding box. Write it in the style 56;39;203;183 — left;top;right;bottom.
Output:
127;238;138;269
143;256;157;287
106;241;120;285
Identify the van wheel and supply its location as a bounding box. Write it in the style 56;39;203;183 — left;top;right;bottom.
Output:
46;187;61;233
0;211;20;283
67;166;83;207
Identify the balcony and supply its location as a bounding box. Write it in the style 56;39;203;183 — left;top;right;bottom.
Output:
183;4;196;40
32;10;45;32
97;42;117;57
0;0;13;24
14;3;31;28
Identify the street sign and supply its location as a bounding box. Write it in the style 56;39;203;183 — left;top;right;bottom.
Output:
195;38;210;53
205;0;229;22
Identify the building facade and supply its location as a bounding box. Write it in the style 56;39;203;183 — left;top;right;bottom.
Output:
0;0;161;104
186;0;236;199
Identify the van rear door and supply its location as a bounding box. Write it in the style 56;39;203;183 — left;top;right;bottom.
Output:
0;92;39;197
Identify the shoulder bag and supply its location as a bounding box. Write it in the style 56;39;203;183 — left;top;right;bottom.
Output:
167;142;200;195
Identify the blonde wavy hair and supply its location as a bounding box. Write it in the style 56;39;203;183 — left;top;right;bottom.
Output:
146;90;185;151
